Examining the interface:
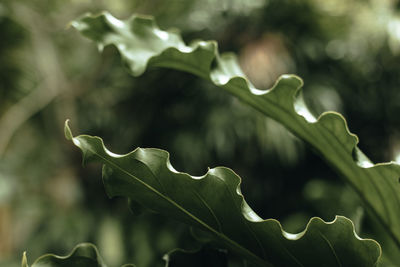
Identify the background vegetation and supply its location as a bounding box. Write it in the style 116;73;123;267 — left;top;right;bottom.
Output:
1;0;400;266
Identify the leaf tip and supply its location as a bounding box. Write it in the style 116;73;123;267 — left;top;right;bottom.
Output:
21;251;28;267
69;12;91;31
64;119;73;141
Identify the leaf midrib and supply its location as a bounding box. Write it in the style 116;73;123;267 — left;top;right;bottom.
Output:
80;138;273;267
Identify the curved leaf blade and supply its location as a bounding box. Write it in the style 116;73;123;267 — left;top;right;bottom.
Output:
65;121;380;267
71;12;400;248
22;243;136;267
32;244;104;267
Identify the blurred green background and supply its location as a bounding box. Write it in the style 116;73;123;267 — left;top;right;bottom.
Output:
1;0;400;266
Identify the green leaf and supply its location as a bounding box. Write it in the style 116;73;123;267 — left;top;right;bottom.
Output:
65;121;380;267
22;243;135;267
163;247;228;267
71;12;400;249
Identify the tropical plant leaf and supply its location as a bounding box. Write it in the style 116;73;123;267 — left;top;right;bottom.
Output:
22;243;135;267
64;121;380;267
163;247;228;267
70;12;400;249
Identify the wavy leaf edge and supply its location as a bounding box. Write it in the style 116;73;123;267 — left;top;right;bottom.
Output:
23;243;103;267
64;120;382;261
23;242;135;267
70;11;400;172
